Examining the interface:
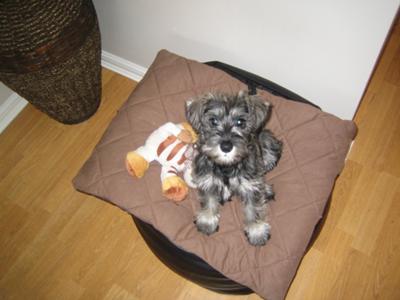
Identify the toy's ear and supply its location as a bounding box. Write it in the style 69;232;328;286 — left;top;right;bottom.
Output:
185;98;203;133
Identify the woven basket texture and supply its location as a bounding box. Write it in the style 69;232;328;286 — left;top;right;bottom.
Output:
0;0;101;124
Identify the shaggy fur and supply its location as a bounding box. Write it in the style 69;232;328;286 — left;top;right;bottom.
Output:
186;91;282;246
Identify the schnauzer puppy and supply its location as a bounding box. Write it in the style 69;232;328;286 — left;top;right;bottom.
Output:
185;91;282;246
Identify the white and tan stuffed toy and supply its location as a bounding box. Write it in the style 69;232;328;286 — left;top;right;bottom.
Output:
126;122;197;202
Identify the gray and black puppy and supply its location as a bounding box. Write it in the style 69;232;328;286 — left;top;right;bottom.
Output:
186;91;282;246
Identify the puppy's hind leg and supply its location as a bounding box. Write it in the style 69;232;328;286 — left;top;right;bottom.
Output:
242;193;271;246
259;130;283;172
195;190;221;235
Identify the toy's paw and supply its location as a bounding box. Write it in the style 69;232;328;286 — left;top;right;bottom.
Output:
162;176;189;202
177;129;193;144
126;152;149;178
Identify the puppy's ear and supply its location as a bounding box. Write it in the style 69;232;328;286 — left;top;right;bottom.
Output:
238;91;270;129
185;99;202;133
249;96;271;131
186;93;216;133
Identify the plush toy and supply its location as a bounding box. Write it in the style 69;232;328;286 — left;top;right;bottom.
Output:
126;122;198;202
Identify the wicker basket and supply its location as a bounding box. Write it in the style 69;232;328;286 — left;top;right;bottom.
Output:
0;0;101;124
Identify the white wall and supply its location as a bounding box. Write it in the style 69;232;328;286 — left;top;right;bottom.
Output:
0;83;13;107
0;83;28;133
93;0;399;120
0;82;29;133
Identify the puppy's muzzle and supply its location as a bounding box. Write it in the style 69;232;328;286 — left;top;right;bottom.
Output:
220;141;233;153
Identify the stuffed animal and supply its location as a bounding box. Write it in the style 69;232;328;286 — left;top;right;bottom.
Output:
126;122;197;202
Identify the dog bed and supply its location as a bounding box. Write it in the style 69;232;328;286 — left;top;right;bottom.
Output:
73;50;356;300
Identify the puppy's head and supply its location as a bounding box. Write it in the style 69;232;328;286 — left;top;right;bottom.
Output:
185;91;271;165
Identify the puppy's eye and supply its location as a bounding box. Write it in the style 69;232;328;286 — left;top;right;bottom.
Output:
234;118;246;127
209;117;218;127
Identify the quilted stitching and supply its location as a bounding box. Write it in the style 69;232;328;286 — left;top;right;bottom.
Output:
73;50;356;300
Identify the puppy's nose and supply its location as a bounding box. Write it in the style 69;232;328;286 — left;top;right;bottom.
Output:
220;141;233;153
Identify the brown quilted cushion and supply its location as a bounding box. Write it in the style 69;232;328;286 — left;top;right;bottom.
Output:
73;50;356;300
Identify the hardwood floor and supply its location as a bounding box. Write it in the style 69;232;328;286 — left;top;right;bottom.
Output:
1;22;399;300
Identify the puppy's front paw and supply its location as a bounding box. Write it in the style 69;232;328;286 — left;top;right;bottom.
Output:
244;222;271;246
195;211;220;235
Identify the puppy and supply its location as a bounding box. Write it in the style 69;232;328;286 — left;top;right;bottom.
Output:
185;91;282;246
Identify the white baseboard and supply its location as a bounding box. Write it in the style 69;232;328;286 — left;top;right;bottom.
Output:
0;93;28;134
101;51;148;82
0;51;147;133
